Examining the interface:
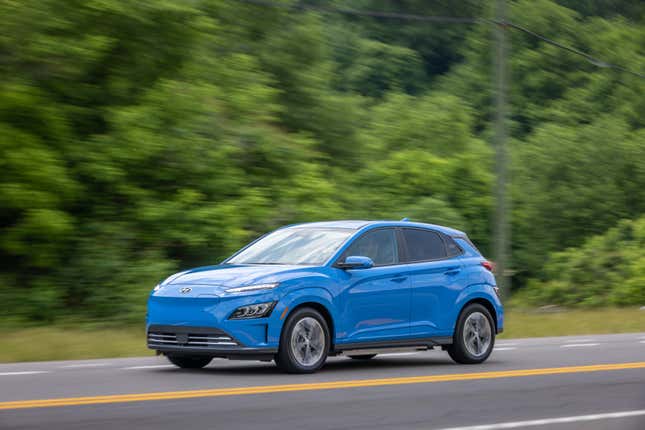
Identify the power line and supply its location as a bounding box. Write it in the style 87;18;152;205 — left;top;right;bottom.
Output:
497;20;645;79
233;0;645;79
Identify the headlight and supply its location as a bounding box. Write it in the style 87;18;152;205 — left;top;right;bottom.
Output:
225;283;279;294
229;301;277;320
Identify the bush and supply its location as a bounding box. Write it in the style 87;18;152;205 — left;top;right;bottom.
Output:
515;217;645;307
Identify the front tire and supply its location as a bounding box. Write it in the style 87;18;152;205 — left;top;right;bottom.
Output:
166;355;212;369
447;303;495;364
276;307;329;374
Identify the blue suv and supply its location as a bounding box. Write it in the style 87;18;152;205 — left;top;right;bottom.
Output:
147;220;503;373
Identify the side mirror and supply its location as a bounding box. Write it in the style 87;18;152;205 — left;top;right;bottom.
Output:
337;255;374;270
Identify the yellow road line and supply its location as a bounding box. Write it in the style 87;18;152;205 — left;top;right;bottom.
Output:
1;362;643;410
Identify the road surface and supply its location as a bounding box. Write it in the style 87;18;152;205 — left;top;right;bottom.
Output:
1;333;644;430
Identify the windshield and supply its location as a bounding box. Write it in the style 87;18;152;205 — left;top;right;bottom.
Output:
226;228;354;265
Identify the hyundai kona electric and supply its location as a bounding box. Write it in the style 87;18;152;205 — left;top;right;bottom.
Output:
147;220;503;373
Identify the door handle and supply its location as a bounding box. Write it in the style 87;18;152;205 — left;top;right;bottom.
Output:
390;276;408;283
444;269;461;276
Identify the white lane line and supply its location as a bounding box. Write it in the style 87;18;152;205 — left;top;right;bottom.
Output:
435;409;645;430
560;343;600;348
494;347;517;351
0;371;49;376
495;343;518;347
60;363;109;369
122;364;176;370
639;340;645;344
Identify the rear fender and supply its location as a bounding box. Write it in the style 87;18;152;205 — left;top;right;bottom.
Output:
453;284;504;333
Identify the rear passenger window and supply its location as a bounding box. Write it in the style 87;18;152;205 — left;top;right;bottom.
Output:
401;229;446;262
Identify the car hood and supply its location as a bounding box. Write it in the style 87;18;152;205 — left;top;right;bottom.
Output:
161;264;312;288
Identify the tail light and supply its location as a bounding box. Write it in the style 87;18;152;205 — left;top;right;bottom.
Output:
481;261;494;272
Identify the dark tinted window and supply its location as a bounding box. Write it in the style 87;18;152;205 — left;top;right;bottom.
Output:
401;228;446;262
460;236;482;256
445;236;462;257
343;229;398;266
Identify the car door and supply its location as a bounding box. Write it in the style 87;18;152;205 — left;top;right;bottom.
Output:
336;228;411;343
400;228;464;337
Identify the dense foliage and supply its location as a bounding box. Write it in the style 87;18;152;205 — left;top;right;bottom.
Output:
514;216;645;307
1;0;643;322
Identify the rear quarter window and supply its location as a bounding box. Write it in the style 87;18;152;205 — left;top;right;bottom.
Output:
444;236;463;257
453;236;483;257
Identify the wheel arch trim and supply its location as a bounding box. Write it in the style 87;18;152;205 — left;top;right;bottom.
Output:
279;288;337;345
454;284;503;334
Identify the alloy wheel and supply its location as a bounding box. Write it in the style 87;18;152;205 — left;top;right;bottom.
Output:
290;316;325;366
462;311;492;357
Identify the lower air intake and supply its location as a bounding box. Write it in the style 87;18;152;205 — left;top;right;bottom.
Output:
147;325;238;349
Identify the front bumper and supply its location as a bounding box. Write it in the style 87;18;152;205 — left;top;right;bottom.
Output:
146;287;287;356
147;324;277;358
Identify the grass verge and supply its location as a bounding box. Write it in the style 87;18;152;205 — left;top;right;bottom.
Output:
0;326;151;363
1;308;643;362
499;307;645;339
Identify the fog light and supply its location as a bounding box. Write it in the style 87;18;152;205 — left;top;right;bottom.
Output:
229;301;277;320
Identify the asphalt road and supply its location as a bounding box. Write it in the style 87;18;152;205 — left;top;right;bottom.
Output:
1;333;644;430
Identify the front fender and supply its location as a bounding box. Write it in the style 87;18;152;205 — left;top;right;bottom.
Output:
454;284;504;333
271;287;338;343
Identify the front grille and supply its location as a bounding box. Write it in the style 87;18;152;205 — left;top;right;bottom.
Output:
147;326;238;349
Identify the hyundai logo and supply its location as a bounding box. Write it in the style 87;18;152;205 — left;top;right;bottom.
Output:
176;333;189;345
180;287;192;294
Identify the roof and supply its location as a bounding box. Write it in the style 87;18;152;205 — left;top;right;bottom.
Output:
285;220;372;229
285;220;466;236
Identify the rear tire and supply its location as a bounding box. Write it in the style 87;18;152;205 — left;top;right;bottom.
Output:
276;307;330;374
348;354;377;360
447;303;495;364
166;355;213;369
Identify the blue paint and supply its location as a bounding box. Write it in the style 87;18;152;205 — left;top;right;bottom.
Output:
147;220;503;355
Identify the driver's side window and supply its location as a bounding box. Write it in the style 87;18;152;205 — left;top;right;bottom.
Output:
343;229;398;266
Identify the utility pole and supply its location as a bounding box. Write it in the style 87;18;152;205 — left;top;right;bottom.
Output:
493;0;510;297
